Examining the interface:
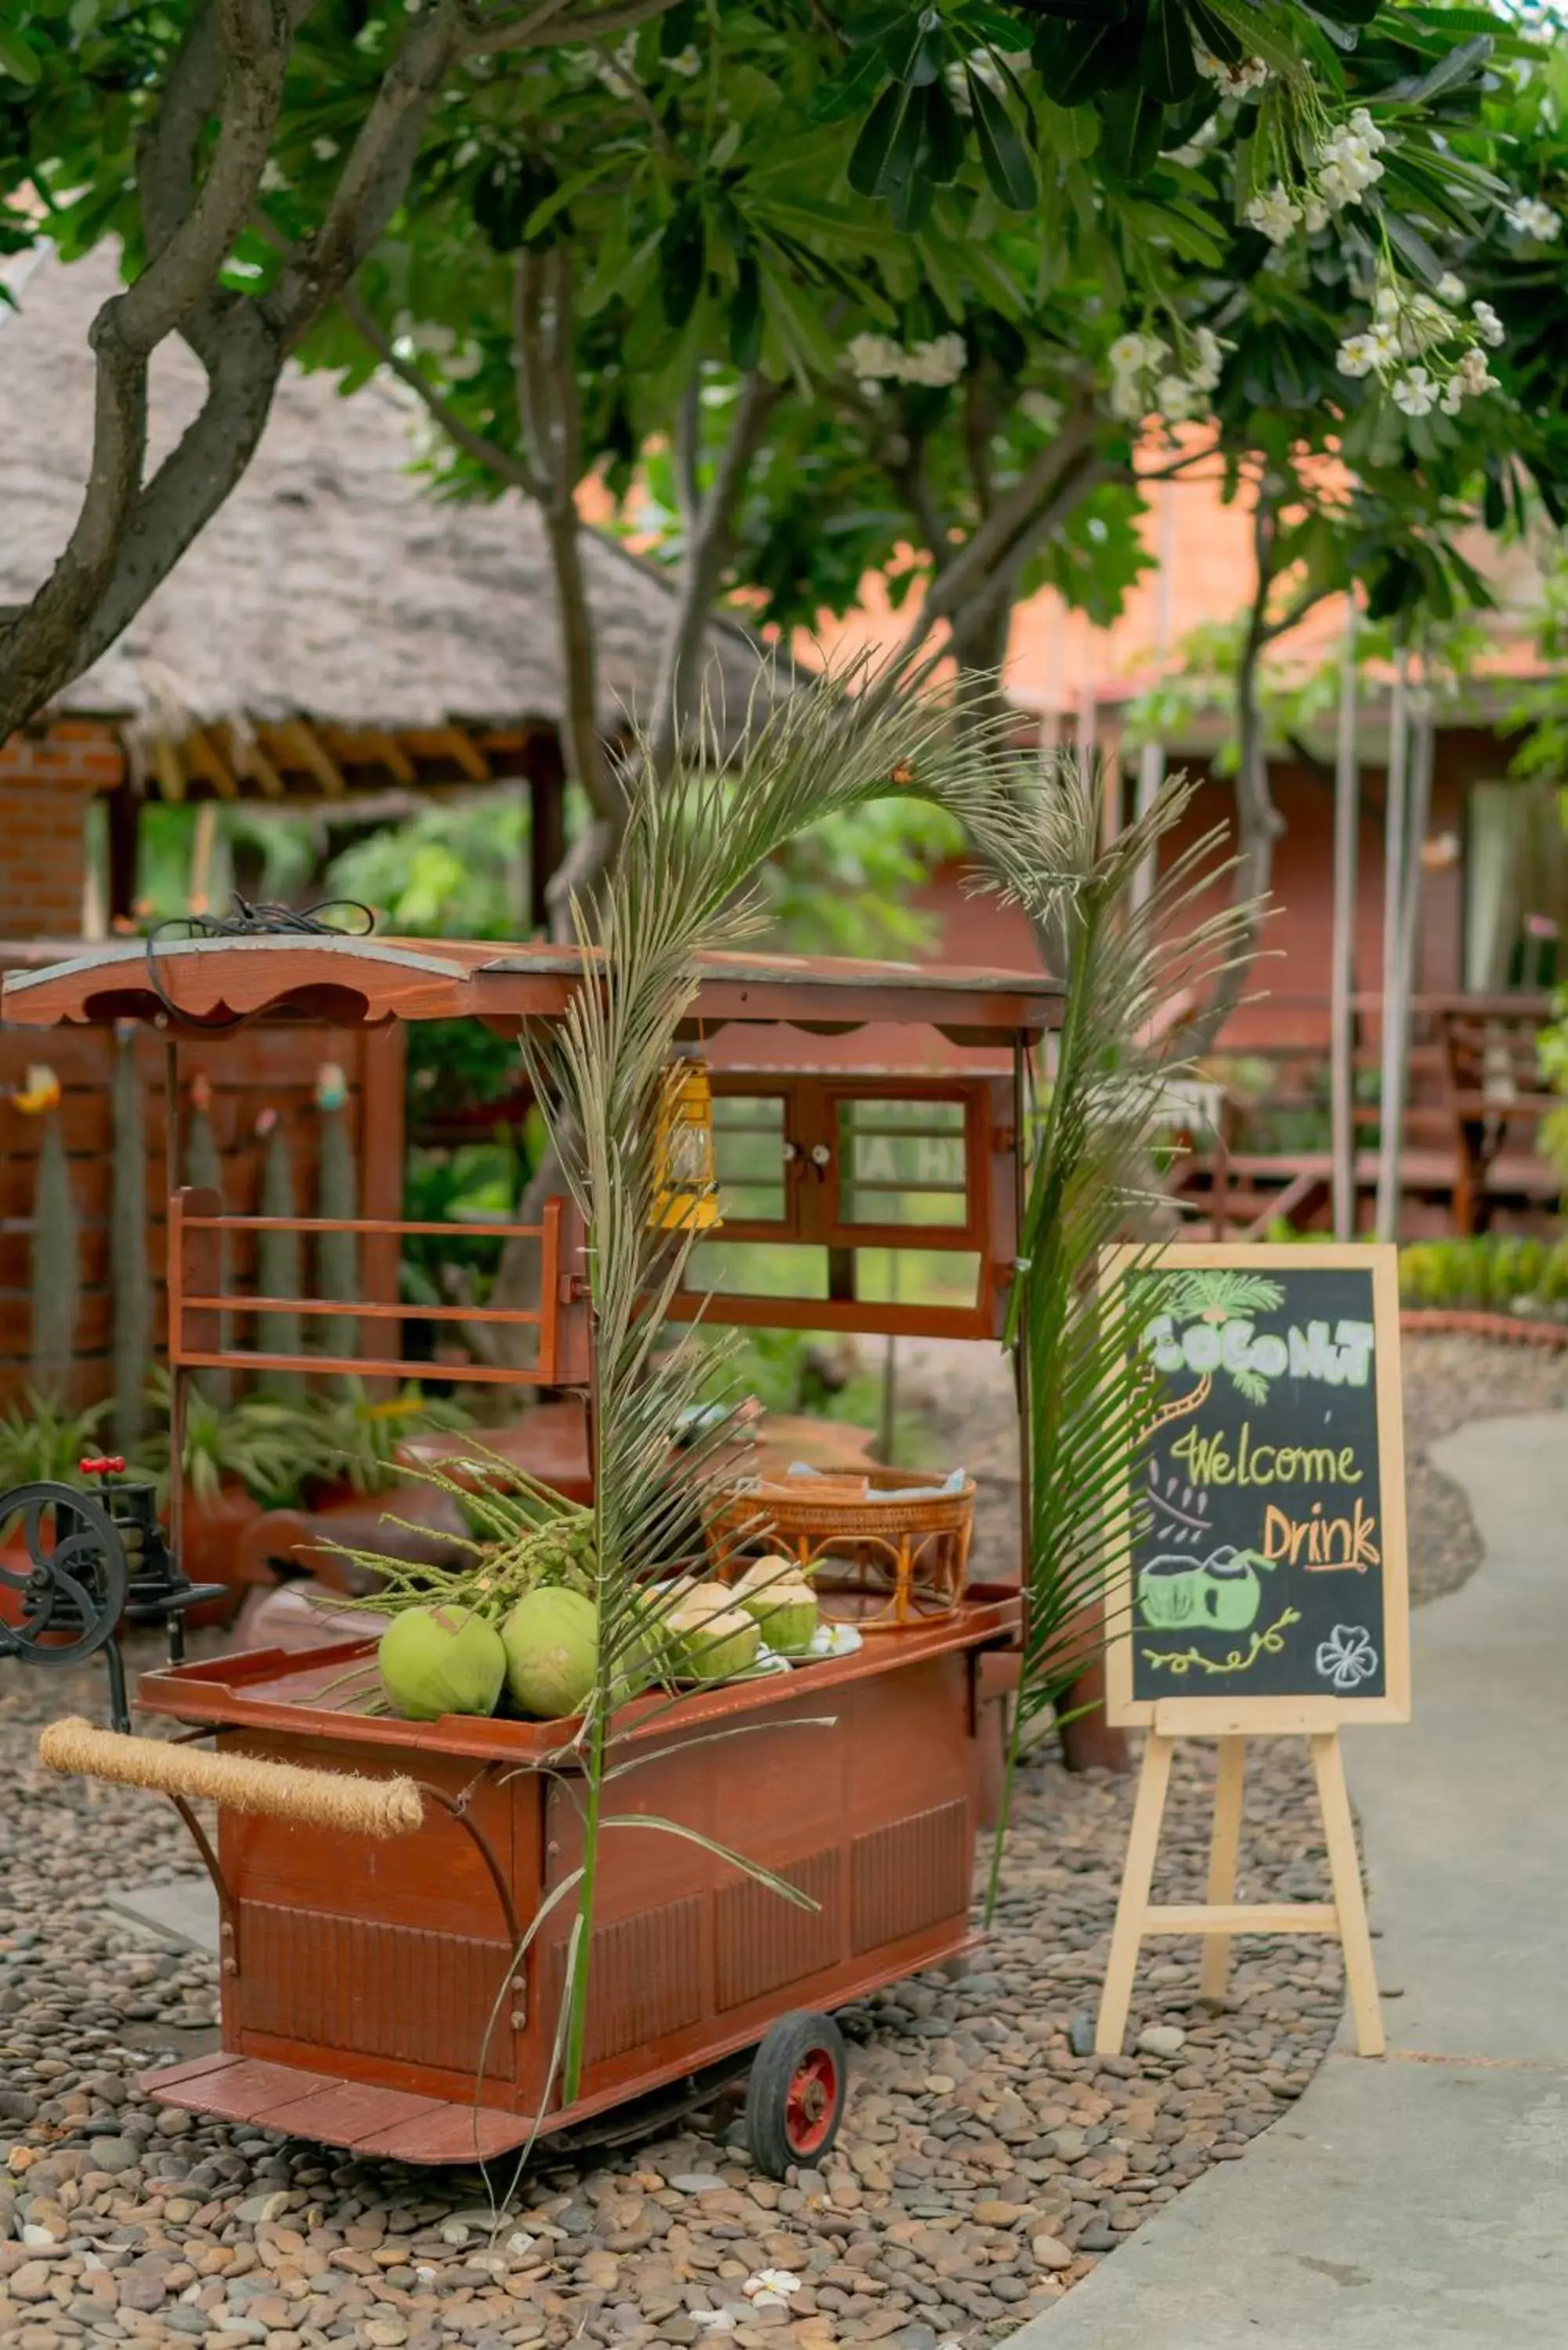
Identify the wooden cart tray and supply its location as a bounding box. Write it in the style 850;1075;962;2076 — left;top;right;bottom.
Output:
134;1585;1023;1756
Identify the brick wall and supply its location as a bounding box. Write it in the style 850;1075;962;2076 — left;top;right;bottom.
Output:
0;722;125;938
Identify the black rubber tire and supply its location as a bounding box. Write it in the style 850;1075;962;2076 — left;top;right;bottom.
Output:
744;2010;848;2180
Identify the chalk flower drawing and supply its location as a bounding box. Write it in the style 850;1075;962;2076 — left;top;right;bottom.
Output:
1316;1624;1378;1690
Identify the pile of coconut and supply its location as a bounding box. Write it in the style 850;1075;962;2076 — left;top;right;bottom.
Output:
375;1554;820;1726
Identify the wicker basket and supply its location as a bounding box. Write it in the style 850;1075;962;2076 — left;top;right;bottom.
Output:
706;1466;976;1631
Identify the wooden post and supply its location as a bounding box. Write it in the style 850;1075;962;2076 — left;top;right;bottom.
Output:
1375;648;1411;1242
1096;1726;1385;2059
527;730;567;937
1198;1736;1247;2000
1330;595;1359;1238
106;783;143;927
1095;1732;1174;2054
1311;1730;1386;2058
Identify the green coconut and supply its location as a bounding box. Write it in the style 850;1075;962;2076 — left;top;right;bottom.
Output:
667;1586;762;1683
378;1603;506;1722
502;1585;598;1719
732;1559;818;1656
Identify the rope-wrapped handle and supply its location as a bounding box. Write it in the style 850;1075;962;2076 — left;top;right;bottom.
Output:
38;1717;425;1839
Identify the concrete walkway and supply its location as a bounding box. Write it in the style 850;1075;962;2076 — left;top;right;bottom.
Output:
1011;1409;1568;2348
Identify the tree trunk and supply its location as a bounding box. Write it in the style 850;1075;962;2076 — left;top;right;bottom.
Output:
1330;594;1360;1237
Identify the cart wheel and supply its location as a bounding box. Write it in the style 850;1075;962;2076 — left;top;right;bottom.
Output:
745;2011;847;2180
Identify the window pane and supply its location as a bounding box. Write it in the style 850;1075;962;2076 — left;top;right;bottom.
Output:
836;1097;967;1229
712;1094;787;1224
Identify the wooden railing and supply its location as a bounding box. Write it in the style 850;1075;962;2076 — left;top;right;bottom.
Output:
167;1186;589;1389
1169;993;1559;1237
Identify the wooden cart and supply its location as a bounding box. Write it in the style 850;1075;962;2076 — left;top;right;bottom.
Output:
1;932;1055;2170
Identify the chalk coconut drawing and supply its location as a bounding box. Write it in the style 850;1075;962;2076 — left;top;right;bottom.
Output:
1138;1271;1287;1546
1138;1543;1274;1632
1144;1270;1288;1428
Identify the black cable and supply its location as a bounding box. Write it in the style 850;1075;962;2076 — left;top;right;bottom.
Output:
143;893;376;1030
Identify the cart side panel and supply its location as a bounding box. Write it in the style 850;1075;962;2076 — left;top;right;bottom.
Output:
219;1734;534;2105
533;1650;977;2115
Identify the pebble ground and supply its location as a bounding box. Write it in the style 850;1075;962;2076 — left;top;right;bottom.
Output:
0;1333;1537;2348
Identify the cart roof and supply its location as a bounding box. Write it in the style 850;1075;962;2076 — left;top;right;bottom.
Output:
0;933;1060;1043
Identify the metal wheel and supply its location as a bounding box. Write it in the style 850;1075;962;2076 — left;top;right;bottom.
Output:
744;2011;847;2179
0;1484;128;1666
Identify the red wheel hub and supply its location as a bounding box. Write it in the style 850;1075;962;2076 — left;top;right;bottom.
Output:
783;2044;839;2157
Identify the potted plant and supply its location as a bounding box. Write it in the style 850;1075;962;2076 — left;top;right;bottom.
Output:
138;1372;308;1624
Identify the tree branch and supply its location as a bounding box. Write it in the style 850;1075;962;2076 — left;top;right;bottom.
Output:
0;0;294;738
341;280;544;495
649;368;783;777
1171;475;1287;1054
268;6;462;343
513;244;615;864
883;409;1100;686
884;428;949;581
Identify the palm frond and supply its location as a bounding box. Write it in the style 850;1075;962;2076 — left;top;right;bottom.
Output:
976;756;1261;1918
515;661;1261;2088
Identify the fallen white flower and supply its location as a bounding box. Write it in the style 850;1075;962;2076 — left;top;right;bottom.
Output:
743;2270;803;2300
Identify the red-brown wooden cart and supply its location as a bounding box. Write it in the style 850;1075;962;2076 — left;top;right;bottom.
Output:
1;932;1056;2171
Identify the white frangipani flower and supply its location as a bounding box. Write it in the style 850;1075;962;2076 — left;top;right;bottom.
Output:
1507;195;1561;240
1245;184;1302;246
1335;332;1383;380
1391;367;1437;418
1193;45;1270;97
1472;298;1505;348
663;45;702;76
259;159;289;193
1454;346;1497;396
1436;271;1467;304
1156;373;1199;421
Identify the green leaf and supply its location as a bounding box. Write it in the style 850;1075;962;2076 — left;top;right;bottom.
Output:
847;76;923;201
1378;205;1447;289
923;79;966;186
729;255;761;370
1033;0;1148;110
1099;86;1163;181
1381;33;1492;107
1139;0;1200;107
966;67;1039;210
659;200;706;328
0;26;41;82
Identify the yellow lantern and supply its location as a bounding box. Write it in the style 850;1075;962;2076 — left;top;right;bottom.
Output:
652;1059;723;1233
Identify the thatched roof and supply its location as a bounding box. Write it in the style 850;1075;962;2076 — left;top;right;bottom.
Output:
0;246;767;741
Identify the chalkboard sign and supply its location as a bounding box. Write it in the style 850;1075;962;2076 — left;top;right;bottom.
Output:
1102;1244;1410;1729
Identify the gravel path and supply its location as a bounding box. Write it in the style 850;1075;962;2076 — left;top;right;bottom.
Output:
0;1648;1342;2350
0;1331;1555;2348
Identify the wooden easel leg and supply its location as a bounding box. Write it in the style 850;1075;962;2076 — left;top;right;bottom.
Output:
1199;1736;1247;2002
1311;1732;1385;2058
1094;1734;1174;2055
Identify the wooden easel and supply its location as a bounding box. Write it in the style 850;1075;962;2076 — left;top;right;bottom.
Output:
1094;1709;1385;2059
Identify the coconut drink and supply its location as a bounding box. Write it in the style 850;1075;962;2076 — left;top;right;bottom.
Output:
732;1556;818;1655
667;1582;762;1683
